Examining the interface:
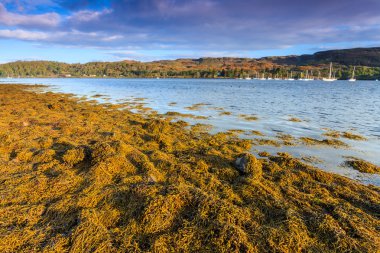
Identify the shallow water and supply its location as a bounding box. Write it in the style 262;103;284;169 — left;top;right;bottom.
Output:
1;78;380;185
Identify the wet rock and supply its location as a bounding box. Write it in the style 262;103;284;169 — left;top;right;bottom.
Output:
235;153;262;179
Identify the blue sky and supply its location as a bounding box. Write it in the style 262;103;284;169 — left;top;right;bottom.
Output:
0;0;380;63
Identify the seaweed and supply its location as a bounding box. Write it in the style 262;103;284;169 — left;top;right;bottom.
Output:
344;157;380;174
300;137;349;148
239;114;259;121
0;84;379;253
288;117;302;122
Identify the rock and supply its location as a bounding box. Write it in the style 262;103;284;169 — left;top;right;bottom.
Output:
235;153;262;179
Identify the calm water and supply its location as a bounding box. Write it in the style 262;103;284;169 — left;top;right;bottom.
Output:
1;78;380;185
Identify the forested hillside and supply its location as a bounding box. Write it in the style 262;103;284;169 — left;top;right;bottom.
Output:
1;48;380;79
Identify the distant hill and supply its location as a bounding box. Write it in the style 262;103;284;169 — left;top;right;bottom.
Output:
266;47;380;67
1;47;380;79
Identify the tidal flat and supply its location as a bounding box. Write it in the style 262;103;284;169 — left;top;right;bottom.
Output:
0;84;379;252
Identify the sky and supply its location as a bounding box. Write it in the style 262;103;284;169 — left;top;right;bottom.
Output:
0;0;380;63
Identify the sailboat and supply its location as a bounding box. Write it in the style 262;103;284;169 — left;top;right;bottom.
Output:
299;72;305;81
259;73;266;80
286;71;295;81
306;70;314;81
323;62;337;82
348;66;356;82
316;71;321;80
300;70;313;81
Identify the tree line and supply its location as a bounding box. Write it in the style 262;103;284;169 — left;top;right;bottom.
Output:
1;60;379;80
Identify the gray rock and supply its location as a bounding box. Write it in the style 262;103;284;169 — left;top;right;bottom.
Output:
235;153;262;179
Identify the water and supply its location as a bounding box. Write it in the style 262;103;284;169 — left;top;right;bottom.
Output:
1;78;380;185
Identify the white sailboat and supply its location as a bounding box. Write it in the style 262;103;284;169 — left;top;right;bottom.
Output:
286;71;295;81
259;73;266;80
300;70;313;81
299;72;306;81
306;70;314;81
348;66;356;82
323;62;337;82
274;74;281;80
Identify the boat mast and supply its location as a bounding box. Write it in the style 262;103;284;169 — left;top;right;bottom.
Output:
329;62;332;79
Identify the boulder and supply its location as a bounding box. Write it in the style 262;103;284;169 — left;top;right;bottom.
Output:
235;153;262;180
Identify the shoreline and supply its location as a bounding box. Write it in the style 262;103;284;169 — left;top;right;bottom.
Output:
3;78;379;186
2;77;380;80
0;84;379;252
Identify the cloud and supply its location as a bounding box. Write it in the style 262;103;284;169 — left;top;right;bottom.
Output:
0;3;60;27
54;0;110;11
61;0;380;51
68;8;112;23
0;29;49;40
0;28;124;45
0;0;58;11
1;0;380;60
